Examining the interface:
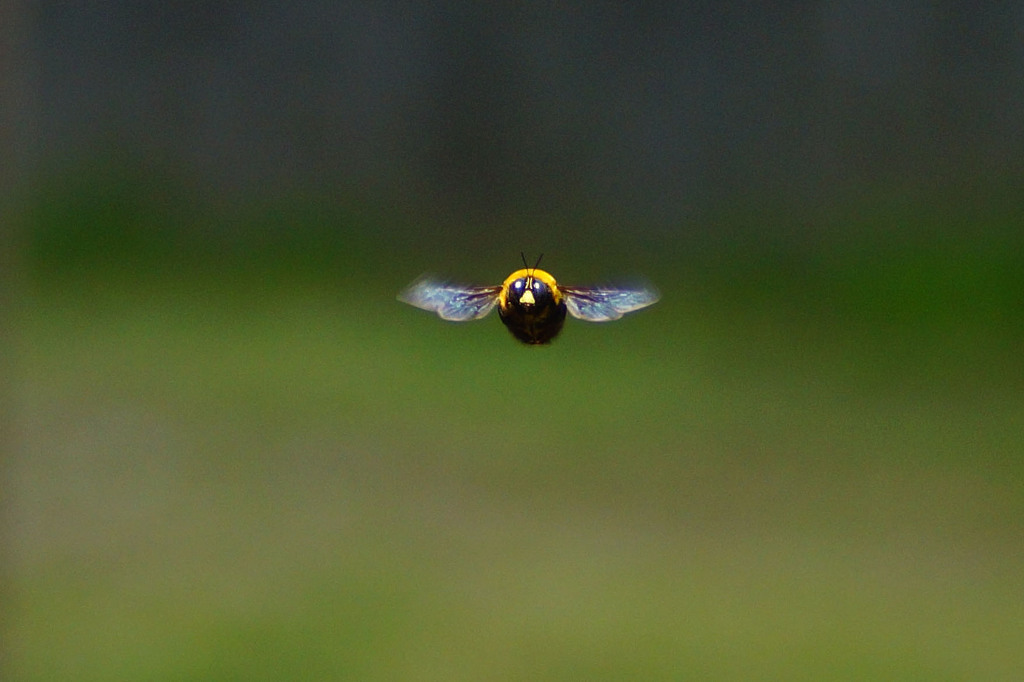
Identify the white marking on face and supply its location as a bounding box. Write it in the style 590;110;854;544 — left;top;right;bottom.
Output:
519;279;536;305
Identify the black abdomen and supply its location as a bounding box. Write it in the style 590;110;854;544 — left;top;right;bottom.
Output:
499;302;567;344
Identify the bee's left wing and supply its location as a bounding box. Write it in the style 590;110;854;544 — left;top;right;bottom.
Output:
561;284;660;322
397;276;502;321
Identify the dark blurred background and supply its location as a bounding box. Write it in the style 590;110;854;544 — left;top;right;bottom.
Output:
4;3;1024;680
11;2;1024;256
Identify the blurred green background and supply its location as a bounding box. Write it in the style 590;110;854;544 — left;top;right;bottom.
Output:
4;4;1024;680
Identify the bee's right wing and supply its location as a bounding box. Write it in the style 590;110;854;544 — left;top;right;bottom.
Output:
397;276;502;321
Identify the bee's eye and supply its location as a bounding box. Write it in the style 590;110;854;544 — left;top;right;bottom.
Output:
533;281;544;294
512;279;525;292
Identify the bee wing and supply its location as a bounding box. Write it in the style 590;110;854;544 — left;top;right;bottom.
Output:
561;284;660;322
397;276;501;321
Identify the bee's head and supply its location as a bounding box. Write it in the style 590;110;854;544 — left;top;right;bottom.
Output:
501;254;562;313
507;274;554;309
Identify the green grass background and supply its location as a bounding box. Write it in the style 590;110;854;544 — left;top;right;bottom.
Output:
5;177;1024;680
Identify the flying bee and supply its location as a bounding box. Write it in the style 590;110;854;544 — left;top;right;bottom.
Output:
397;254;659;344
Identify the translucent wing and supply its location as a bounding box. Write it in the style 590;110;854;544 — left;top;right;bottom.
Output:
561;284;660;322
397;276;501;321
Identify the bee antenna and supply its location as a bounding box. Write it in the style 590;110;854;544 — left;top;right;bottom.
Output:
521;252;529;269
533;253;544;271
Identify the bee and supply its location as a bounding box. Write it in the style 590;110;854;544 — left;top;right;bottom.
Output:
397;254;659;344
